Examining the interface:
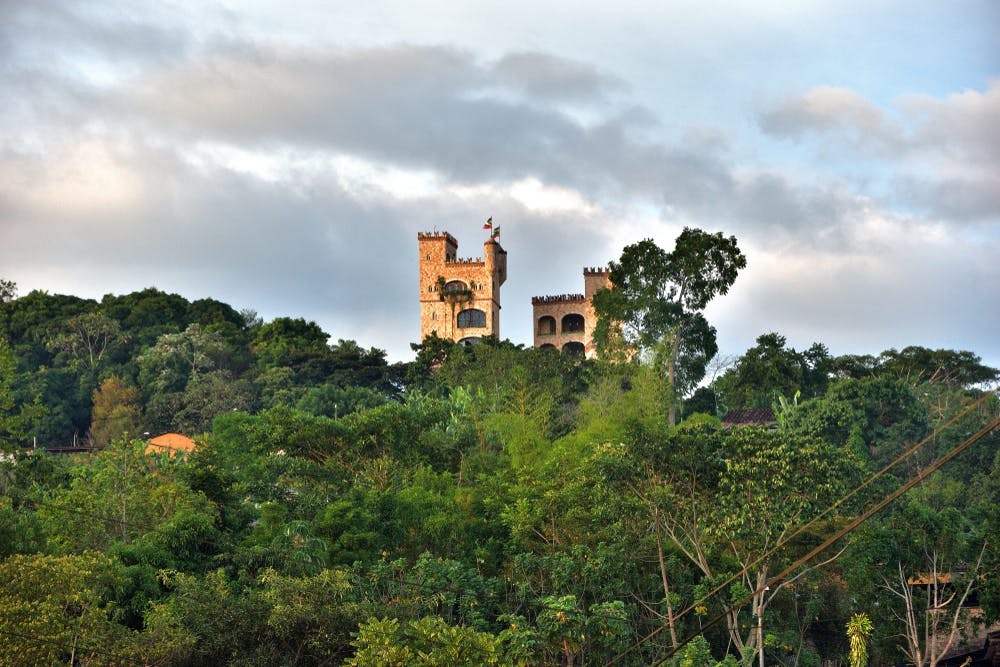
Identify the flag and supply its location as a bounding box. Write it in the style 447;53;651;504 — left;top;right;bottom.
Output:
491;226;500;239
482;217;493;230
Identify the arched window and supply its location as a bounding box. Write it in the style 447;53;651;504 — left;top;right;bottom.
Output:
458;337;482;346
444;280;468;292
561;313;585;333
539;343;556;350
457;308;486;328
537;316;556;335
562;341;585;357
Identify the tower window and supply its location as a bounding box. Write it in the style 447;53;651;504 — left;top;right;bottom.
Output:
457;308;486;328
561;313;585;333
444;280;468;292
538;316;556;335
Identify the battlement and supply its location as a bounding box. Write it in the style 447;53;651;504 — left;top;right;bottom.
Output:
418;231;459;244
583;266;609;276
447;257;484;266
532;294;586;305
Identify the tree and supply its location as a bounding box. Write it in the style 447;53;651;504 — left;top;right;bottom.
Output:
138;323;230;396
39;439;218;553
100;287;189;349
846;613;873;667
881;499;986;667
89;377;144;448
593;229;745;425
258;567;362;664
46;311;126;372
604;424;859;665
346;616;504;667
144;568;268;664
0;278;16;303
0;552;143;666
0;338;21;449
713;333;831;410
783;376;929;472
878;347;999;389
252;317;330;371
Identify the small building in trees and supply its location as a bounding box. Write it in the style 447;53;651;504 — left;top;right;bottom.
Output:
145;432;196;459
418;230;507;345
531;267;611;359
721;408;777;429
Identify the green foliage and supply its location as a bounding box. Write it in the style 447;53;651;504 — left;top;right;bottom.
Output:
680;635;716;667
89;376;143;448
593;229;745;424
259;567;362;663
0;552;143;666
145;568;268;664
783;376;929;472
2;279;996;667
0;278;16;303
38;439;220;556
713;333;830;411
846;612;873;667
346;615;503;667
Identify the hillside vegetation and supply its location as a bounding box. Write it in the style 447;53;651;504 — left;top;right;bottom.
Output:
1;277;998;666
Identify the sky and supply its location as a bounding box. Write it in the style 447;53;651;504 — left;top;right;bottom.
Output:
1;0;998;368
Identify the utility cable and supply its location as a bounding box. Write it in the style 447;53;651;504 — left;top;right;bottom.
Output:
643;411;1000;667
607;392;996;665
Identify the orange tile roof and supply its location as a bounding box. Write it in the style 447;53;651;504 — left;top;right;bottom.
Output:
145;433;196;457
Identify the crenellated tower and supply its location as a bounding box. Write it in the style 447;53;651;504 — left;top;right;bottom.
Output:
531;266;610;358
418;231;507;345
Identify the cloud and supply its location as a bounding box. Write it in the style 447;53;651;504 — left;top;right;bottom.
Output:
709;212;1000;360
758;86;902;152
1;7;878;256
490;51;624;103
756;82;1000;225
898;83;1000;167
1;0;997;367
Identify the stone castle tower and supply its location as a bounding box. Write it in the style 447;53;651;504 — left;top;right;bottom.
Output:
531;267;610;358
418;231;507;345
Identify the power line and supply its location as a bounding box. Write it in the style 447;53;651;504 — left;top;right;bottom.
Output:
645;410;1000;667
607;392;996;665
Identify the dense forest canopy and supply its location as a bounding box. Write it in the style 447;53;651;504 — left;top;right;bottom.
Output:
1;264;998;666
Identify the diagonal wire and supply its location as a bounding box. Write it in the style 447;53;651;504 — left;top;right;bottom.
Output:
643;411;1000;667
607;391;996;665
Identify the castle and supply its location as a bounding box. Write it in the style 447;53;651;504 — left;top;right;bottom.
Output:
531;267;610;359
418;230;609;357
417;231;507;345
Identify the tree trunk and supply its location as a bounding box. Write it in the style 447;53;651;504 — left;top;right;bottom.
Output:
665;327;681;427
654;507;679;650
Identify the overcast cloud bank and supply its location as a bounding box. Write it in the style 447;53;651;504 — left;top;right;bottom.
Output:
1;1;997;366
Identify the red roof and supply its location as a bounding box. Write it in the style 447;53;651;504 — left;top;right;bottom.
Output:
721;408;776;427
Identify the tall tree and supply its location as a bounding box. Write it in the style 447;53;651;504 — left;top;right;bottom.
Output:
46;311;126;372
593;229;745;425
605;424;859;665
0;278;16;303
138;323;229;396
89;377;144;448
0;338;21;449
